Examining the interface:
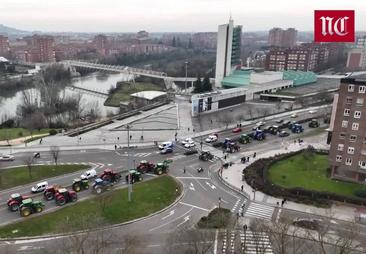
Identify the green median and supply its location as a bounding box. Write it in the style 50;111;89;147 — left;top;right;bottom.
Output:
0;175;179;238
0;164;89;190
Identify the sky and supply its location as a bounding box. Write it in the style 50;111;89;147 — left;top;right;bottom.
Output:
1;0;366;33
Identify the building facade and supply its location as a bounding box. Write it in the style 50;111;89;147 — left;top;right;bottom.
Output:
0;35;10;57
346;48;366;71
329;76;366;183
268;27;297;48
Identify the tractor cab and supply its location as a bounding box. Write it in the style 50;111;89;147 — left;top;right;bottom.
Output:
10;193;22;202
126;169;143;184
54;188;77;206
239;134;251;144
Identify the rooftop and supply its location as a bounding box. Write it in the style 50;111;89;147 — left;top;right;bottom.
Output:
130;91;167;100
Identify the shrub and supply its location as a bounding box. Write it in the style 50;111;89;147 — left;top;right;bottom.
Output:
18;131;23;137
354;189;366;199
49;129;58;136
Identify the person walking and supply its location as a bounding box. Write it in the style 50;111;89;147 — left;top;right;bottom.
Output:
183;167;186;174
130;135;132;140
114;144;117;150
39;138;43;145
253;152;257;158
241;185;244;192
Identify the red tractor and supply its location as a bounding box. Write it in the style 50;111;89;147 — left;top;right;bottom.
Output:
136;160;155;174
99;169;122;183
7;193;29;212
43;185;63;201
54;188;77;206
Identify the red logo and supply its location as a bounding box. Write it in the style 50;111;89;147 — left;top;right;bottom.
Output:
314;10;355;42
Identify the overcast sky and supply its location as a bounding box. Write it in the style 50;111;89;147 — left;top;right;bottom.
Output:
1;0;366;32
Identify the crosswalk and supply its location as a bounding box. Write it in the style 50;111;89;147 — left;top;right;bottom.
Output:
220;230;273;254
244;202;274;221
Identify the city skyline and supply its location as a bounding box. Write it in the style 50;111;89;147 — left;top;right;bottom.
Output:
1;0;366;33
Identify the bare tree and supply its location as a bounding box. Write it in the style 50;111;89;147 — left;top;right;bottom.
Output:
219;114;233;129
50;146;60;166
246;104;254;120
23;155;34;179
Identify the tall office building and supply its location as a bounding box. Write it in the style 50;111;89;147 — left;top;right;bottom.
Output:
329;75;366;183
215;18;242;88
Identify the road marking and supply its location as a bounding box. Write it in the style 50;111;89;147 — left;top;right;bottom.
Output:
205;181;216;189
146;244;161;248
107;163;113;166
187;171;207;191
176;215;190;227
161;210;175;220
176;177;210;180
189;182;195;191
179;201;210;212
214;229;218;254
149;207;193;232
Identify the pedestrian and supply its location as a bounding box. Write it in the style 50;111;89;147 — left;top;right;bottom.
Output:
294;140;296;144
247;156;250;162
241;185;244;192
224;154;227;160
281;199;285;207
130;135;132;140
39;138;42;144
210;119;213;124
79;137;81;141
188;127;190;131
114;144;117;150
183;167;186;174
140;135;143;140
117;137;120;141
253;152;257;158
276;202;279;206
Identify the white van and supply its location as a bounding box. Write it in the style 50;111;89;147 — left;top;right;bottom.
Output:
81;169;97;179
31;181;48;193
158;141;173;150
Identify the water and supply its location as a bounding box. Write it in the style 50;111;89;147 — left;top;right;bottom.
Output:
0;72;128;120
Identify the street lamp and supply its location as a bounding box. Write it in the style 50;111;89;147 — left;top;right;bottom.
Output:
252;189;256;201
127;124;133;202
185;61;188;94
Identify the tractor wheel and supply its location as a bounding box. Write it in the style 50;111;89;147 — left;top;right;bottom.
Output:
44;191;54;201
56;197;66;206
71;194;77;202
139;176;143;182
94;186;102;194
20;207;31;217
9;203;19;212
157;170;162;175
35;206;43;213
73;183;81;192
84;184;89;190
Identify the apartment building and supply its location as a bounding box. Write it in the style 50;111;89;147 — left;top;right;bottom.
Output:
329;75;366;183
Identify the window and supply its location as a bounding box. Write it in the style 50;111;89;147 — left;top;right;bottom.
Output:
359;161;366;168
350;135;357;142
346;97;353;104
341;120;348;128
347;147;355;154
346;158;352;165
357;98;364;105
354;111;362;119
336;155;342;162
348;85;355;92
338;144;344;151
340;133;346;139
359;86;366;93
344;109;350;116
352;123;359;131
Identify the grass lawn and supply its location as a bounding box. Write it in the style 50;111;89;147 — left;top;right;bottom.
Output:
104;82;164;107
0;175;179;237
0;164;89;190
0;128;51;141
268;152;366;198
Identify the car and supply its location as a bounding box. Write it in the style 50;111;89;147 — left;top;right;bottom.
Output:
158;141;173;150
278;130;290;137
232;127;242;133
81;169;97;179
256;121;266;127
0;155;15;161
275;119;284;124
290;113;298;118
184;142;195;148
292;218;323;231
205;135;218;143
184;149;198;155
160;147;173;154
309;110;317;114
181;138;193;145
31;181;48;193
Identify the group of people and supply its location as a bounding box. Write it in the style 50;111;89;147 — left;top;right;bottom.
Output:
241;152;257;164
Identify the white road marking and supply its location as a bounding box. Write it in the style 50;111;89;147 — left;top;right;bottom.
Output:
149;207;193;232
179;201;210;212
176;215;190;227
189;182;195;191
205;181;216;189
187;171;207;191
176;177;210;180
107;163;113;166
214;229;218;254
161;210;175;220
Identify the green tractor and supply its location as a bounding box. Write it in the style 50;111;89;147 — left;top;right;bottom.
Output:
239;134;251;144
154;160;172;175
72;177;89;192
125;170;143;184
19;198;45;217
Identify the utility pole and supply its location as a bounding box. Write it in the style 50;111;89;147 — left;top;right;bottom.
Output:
185;61;188;94
127;124;132;202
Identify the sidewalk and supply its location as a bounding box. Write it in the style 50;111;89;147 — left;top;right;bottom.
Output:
220;135;358;223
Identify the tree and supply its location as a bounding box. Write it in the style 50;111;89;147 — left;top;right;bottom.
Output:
193;76;203;93
23;155;34;179
50;146;60;166
202;76;212;92
172;37;176;47
188;38;193;49
219;114;233;129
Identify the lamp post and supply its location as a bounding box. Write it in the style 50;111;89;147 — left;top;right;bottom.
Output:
127;124;132;202
185;61;188;94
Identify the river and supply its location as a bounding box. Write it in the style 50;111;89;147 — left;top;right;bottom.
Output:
0;72;129;121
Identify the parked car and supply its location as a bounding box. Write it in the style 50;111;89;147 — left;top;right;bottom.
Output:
184;141;195;148
31;181;48;193
205;135;218;143
232;127;242;133
184;149;198;155
160;147;173;154
291;113;298;118
275;119;284;124
278;130;290;137
81;169;97;179
0;155;15;161
309;110;317;114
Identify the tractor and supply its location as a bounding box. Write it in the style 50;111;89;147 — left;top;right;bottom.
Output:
44;185;63;201
226;142;240;153
253;130;266;141
199;151;214;161
136;160;155;174
99;169;122;183
239;134;251;144
308;119;319;128
54;188;77;206
7;193;29;212
125;170;143;184
19;198;45;217
154;160;172;175
92;178;114;194
291;123;304;133
72;177;89;192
